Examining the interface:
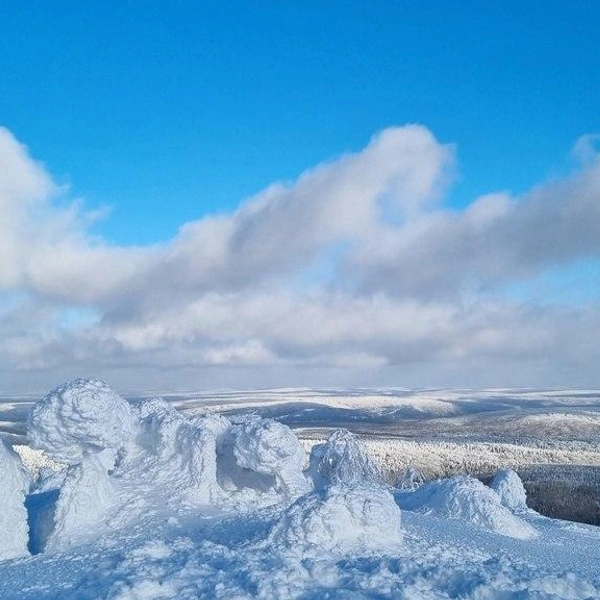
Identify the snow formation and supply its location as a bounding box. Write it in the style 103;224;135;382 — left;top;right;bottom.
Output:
308;428;380;488
396;466;425;490
1;380;599;598
397;475;538;539
271;483;402;555
490;468;529;512
0;439;29;559
229;416;310;499
28;378;135;464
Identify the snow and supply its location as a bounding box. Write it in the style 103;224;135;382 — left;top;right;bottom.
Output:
396;466;425;490
397;475;538;539
0;439;29;559
491;468;529;512
269;483;402;555
308;428;380;488
229;416;310;500
0;380;599;598
28;378;135;464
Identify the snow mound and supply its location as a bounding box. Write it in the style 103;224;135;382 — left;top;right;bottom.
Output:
308;429;380;488
398;475;537;539
44;451;117;552
270;484;402;555
490;469;529;512
28;378;135;464
230;417;310;499
0;439;29;559
123;398;231;506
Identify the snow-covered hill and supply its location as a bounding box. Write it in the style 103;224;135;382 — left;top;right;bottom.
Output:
0;381;599;599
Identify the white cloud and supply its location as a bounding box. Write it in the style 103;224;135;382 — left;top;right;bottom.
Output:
1;125;599;392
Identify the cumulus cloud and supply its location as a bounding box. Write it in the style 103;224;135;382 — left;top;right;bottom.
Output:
0;124;599;391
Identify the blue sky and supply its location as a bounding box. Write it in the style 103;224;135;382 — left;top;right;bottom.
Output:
2;2;598;243
0;2;599;392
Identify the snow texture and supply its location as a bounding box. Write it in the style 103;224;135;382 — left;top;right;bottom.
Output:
398;475;538;539
28;378;135;464
270;483;402;555
230;416;310;500
124;397;230;506
308;428;380;488
0;439;29;559
44;451;117;553
490;468;529;512
1;382;599;598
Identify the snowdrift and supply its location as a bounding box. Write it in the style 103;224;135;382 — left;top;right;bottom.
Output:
270;484;402;555
397;474;537;539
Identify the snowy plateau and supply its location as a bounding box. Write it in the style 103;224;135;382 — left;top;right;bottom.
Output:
0;381;599;599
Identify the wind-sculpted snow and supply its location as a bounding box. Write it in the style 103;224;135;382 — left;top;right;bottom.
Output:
308;428;380;488
125;397;229;507
2;381;600;598
229;417;310;499
0;439;29;559
397;475;538;539
28;378;135;464
44;451;117;553
490;468;529;512
270;483;402;555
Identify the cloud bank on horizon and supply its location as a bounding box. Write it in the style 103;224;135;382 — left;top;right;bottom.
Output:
1;125;599;392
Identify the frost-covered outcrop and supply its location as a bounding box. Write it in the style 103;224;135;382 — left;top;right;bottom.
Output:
308;429;380;488
28;378;135;465
0;439;30;560
270;484;402;555
398;475;537;539
490;469;529;513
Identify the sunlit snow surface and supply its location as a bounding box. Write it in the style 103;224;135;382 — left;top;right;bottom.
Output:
0;383;599;599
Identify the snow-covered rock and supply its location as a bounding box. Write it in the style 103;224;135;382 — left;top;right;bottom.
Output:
270;484;402;555
28;378;135;465
308;429;380;488
0;439;29;560
398;475;537;539
490;469;529;513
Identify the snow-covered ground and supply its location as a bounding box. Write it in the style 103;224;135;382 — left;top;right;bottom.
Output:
0;382;599;598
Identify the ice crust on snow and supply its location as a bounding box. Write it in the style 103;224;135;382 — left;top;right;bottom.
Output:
28;378;135;464
0;439;30;559
44;451;117;553
398;475;537;539
125;397;230;506
490;468;529;512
